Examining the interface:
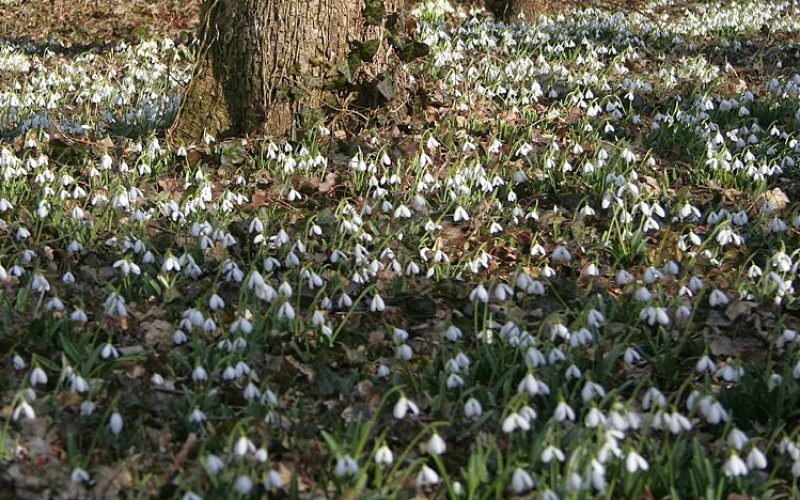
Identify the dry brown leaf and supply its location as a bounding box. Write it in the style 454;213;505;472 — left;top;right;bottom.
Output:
318;172;338;193
142;319;173;349
759;187;789;212
285;355;316;381
725;300;757;321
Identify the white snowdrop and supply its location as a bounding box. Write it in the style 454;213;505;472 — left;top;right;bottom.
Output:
393;395;420;420
510;468;534;494
334;456;359;477
746;447;768;470
234;475;253;494
374;445;394;466
426;433;447;455
453;206;470;222
625;450;649;473
415;465;440;488
541;445;565;463
109;412;124;435
723;452;748;477
464;398;483;419
708;289;729;307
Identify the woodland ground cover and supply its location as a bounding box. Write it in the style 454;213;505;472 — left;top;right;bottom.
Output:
1;0;800;498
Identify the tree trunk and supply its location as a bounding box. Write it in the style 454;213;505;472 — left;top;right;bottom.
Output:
170;0;403;144
486;0;544;20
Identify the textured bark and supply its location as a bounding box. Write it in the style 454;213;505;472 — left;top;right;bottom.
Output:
170;0;402;144
486;0;546;20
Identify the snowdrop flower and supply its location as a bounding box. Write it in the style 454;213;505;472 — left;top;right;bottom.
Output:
80;401;96;416
581;381;606;402
723;452;748;477
427;433;446;455
396;343;413;361
469;284;489;303
109;412;124;435
492;283;513;302
453;206;470;222
541;445;565;463
643;267;663;284
768;373;784;391
696;355;714;373
254;448;268;462
208;293;225;311
625;450;649;473
634;287;652;302
502;412;530;433
587;309;605;327
277;301;296;321
616;269;634;286
565;364;582;380
30;366;48;386
31;274;50;293
642;388;666;410
728;428;749;450
103;293;127;318
234;475;253;494
393;395;420;419
717;364;744;383
370;293;386;312
518;373;549;397
234;436;256;457
746;447;767;470
639;306;669;326
375;445;394;466
203;454;224;476
70;375;89;394
709;289;729;307
334;456;359;477
554;401;576;422
12;400;35;421
70;467;90;484
550;246;571;264
416;465;440;488
661;411;692;434
464;398;482;419
510;468;534;494
265;469;283;489
623;348;641;366
12;355;26;371
585;407;607;428
192;365;208;383
581;263;600;278
394;204;412;219
769;217;788;233
188;408;206;424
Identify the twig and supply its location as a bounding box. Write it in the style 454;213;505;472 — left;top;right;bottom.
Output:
158;432;198;488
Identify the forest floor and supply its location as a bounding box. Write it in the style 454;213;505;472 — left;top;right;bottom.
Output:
2;0;800;498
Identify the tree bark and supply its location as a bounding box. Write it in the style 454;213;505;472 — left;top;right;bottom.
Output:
169;0;403;144
486;0;546;20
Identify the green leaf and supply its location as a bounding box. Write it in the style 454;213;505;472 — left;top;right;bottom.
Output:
59;331;82;366
353;39;380;64
164;285;181;303
393;37;430;63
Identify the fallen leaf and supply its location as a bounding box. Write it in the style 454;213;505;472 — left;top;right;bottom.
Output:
142;319;173;349
725;300;757;321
